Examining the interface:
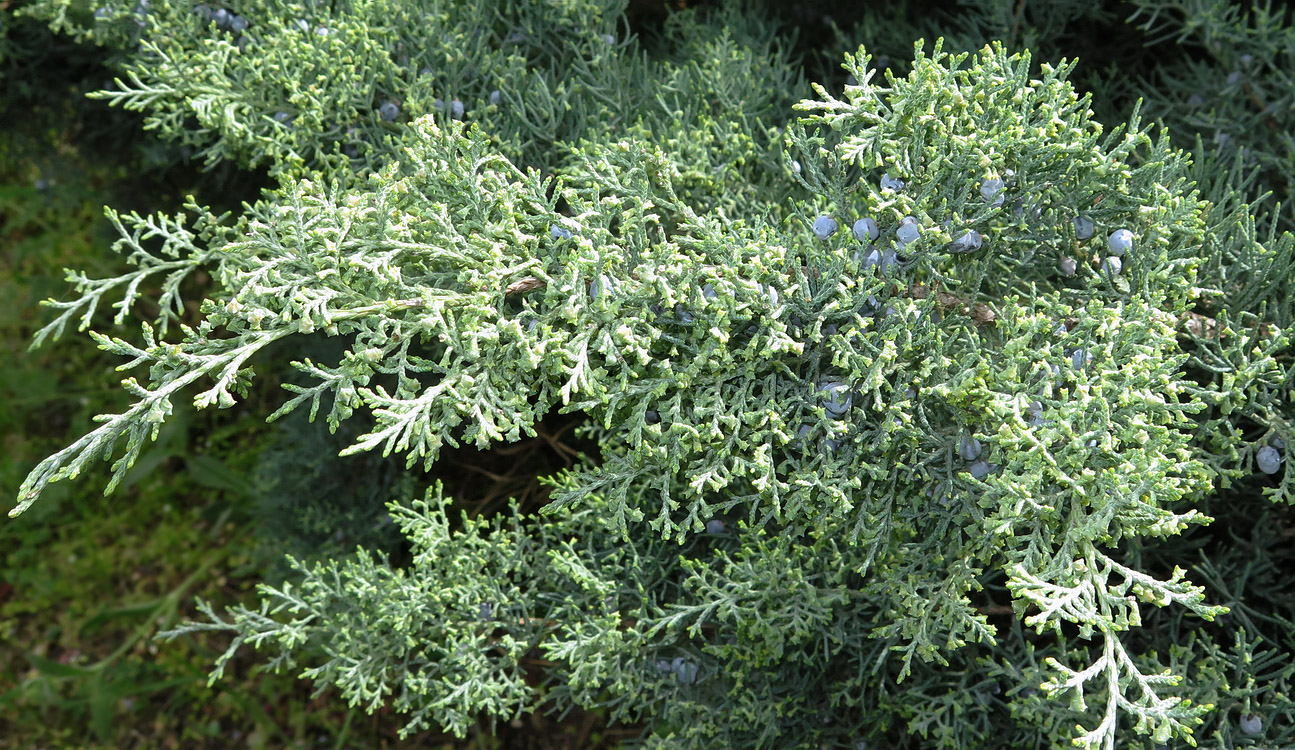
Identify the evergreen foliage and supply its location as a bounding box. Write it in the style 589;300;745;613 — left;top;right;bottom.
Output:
6;1;1295;748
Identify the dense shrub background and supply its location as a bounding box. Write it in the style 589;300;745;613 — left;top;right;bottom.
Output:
2;1;1293;748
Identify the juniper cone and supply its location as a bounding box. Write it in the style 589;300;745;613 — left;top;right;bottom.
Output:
880;172;904;191
1107;228;1134;255
979;176;1005;201
879;246;898;274
813;215;839;239
852;217;879;242
950;229;982;253
1256;445;1283;475
1073;215;1096;240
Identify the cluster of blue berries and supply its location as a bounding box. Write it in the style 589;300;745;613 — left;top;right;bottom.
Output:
287;18;329;35
958;434;982;461
1065;217;1135;277
195;5;250;35
1103;229;1132;276
431;98;467;120
654;657;700;685
958;432;997;480
813;212;926;275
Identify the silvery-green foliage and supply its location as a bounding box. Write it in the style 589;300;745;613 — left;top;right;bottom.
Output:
18;0;639;180
13;7;1295;749
794;38;1250;748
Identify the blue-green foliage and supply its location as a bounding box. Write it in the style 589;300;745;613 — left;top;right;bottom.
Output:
7;1;1295;748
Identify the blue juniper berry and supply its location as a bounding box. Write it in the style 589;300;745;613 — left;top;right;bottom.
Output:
1073;215;1095;241
1107;229;1133;256
979;177;1005;202
813;215;838;239
853;217;879;242
880;173;904;191
949;229;980;253
1256;445;1283;475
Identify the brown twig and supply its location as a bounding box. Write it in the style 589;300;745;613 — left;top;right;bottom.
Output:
506;276;547;295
